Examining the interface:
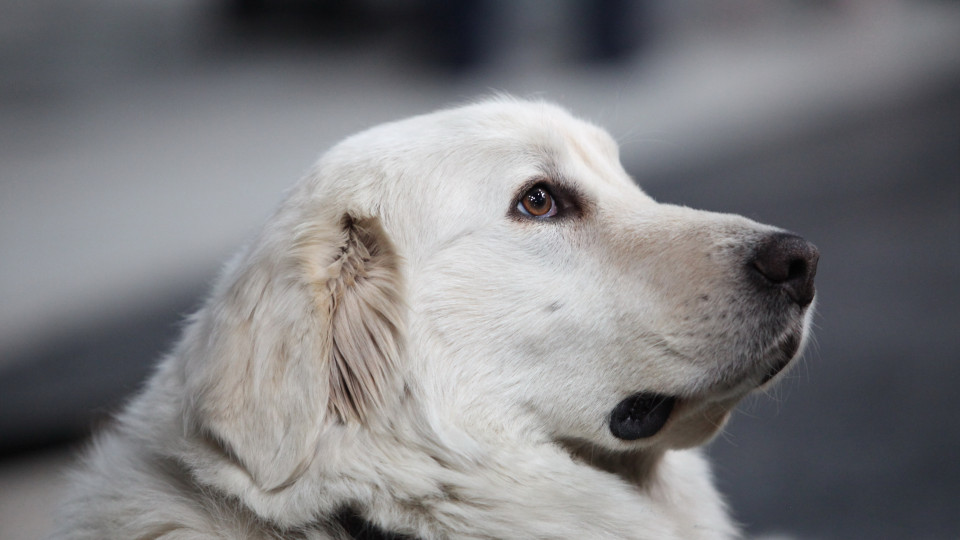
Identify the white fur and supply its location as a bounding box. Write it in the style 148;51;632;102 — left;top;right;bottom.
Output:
55;98;814;539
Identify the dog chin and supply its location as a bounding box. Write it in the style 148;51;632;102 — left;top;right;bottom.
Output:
558;395;742;483
605;328;808;451
653;395;741;449
606;394;740;451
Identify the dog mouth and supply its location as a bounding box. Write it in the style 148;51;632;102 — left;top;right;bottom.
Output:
760;329;802;384
608;393;677;441
608;331;804;442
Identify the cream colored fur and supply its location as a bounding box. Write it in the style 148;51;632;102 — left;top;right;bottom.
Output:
55;98;814;539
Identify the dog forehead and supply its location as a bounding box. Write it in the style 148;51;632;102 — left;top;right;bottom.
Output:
421;101;631;197
305;99;645;237
448;99;621;167
317;99;623;186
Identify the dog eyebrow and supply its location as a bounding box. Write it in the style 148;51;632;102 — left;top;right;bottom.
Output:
567;135;605;173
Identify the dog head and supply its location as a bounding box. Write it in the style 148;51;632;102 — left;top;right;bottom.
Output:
179;97;817;518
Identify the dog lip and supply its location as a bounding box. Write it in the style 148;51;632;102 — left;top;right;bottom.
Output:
760;356;792;385
759;331;802;384
608;393;677;441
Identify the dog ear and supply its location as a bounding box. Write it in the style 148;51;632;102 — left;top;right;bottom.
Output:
183;207;405;492
301;214;406;425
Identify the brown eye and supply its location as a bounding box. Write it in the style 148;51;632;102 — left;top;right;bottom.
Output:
518;185;557;218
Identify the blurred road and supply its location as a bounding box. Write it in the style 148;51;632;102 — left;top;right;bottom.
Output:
1;1;958;538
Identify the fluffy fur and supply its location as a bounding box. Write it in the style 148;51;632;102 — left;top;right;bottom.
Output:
56;98;817;539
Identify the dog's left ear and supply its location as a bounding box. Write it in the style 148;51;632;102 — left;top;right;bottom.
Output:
183;206;405;493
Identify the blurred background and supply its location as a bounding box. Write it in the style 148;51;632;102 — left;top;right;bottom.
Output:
1;0;958;538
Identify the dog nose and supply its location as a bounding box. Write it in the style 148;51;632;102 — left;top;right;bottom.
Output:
750;233;819;307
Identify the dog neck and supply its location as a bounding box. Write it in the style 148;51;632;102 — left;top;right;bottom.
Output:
556;437;665;486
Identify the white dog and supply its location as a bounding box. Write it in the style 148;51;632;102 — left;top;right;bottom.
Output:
56;97;818;539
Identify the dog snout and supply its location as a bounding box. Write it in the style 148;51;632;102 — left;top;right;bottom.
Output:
749;233;819;307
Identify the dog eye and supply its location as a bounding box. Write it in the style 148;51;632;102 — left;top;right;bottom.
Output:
517;185;558;218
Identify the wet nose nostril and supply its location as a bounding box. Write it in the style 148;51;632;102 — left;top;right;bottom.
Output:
751;233;819;307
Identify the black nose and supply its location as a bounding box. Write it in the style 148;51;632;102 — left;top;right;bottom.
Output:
750;233;819;307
